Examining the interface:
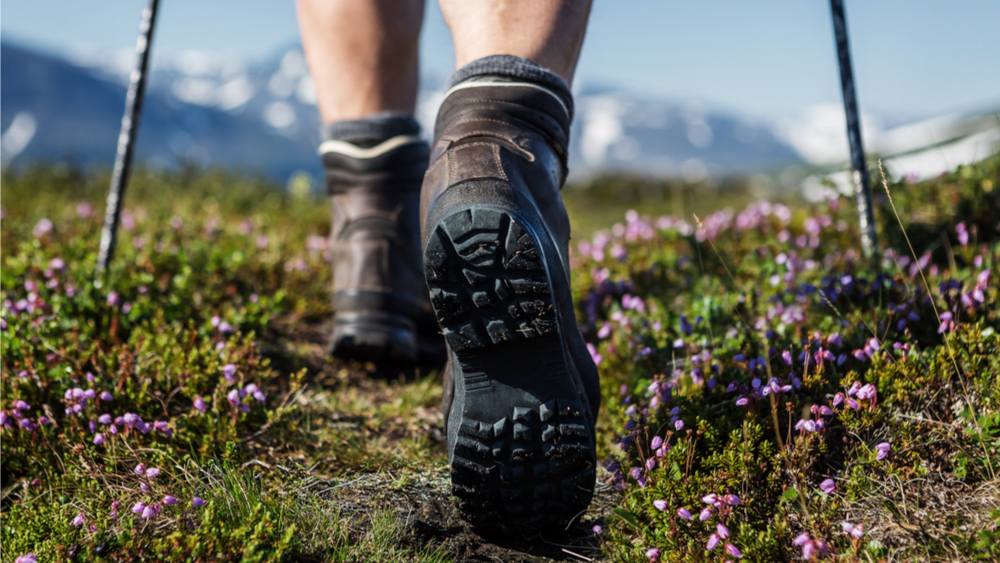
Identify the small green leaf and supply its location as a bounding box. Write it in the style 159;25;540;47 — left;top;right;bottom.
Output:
612;508;642;530
780;488;798;503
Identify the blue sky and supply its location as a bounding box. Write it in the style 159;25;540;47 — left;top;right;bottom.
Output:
4;0;999;121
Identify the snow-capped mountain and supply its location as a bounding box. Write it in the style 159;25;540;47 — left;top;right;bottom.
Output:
2;40;825;184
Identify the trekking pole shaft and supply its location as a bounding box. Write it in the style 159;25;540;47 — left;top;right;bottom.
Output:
95;0;160;284
829;0;878;259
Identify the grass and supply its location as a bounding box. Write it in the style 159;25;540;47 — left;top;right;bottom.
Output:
1;154;998;562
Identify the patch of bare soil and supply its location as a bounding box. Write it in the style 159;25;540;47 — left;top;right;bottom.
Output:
321;470;617;562
266;315;619;561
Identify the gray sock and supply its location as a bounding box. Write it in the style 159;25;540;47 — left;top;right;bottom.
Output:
445;54;574;121
322;112;422;148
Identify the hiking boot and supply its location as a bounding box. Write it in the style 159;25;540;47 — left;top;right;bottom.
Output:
323;130;443;365
421;78;601;530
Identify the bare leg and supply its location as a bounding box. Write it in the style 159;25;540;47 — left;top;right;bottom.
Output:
296;0;424;123
439;0;591;84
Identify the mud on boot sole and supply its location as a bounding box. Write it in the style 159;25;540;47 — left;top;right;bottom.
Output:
424;206;596;530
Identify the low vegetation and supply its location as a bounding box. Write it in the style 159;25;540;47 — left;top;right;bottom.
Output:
2;154;998;561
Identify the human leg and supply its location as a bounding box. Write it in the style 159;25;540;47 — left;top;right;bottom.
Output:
439;0;591;84
296;0;423;122
297;0;442;364
423;0;598;529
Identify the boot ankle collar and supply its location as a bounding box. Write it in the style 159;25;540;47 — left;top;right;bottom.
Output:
442;81;570;121
319;134;425;159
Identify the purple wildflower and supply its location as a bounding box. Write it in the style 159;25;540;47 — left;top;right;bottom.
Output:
194;396;207;412
72;512;86;526
163;495;179;505
819;479;835;494
592;524;603;535
725;543;742;558
140;505;155;520
653;499;668;511
99;391;113;401
192;497;206;507
677;507;692;520
706;533;721;551
781;350;792;365
16;553;38;563
93;433;105;445
134;463;146;475
717;523;730;539
699;507;713;521
841;521;864;538
132;501;146;514
145;467;161;478
876;442;891;460
645;547;660;562
651;436;663;450
723;494;742;506
222;363;238;381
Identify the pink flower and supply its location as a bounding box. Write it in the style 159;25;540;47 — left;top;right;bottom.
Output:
587;343;603;366
15;554;38;563
162;495;178;505
650;436;663;450
99;391;114;401
193;396;207;412
702;493;719;505
793;532;810;546
222;364;238;381
653;499;668;511
723;494;742;506
735;396;749;406
725;543;742;558
841;521;864;538
876;442;890;460
717;523;730;539
819;478;835;494
699;507;713;520
93;433;105;445
592;524;603;535
677;507;692;520
645;547;660;561
192;497;206;507
145;467;161;478
132;501;146;514
706;533;721;551
134;463;146;475
674;419;684;431
781;350;792;365
72;512;86;526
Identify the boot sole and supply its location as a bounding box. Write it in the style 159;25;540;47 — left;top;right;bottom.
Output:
424;198;596;530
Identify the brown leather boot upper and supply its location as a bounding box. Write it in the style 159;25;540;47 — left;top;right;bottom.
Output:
324;136;441;363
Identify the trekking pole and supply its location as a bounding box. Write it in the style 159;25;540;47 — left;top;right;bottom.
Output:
95;0;160;286
829;0;878;259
